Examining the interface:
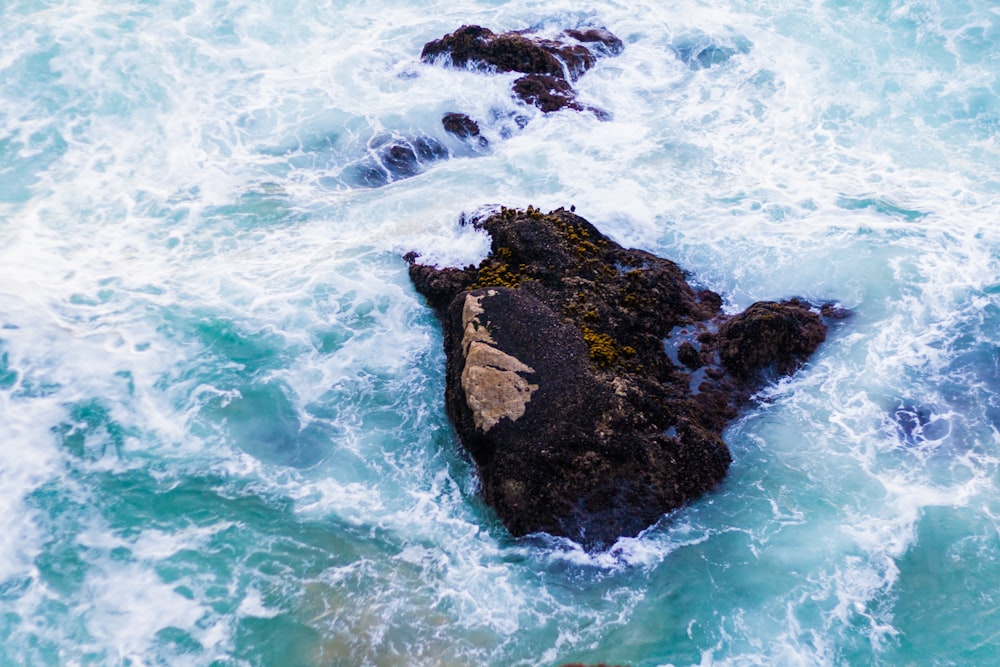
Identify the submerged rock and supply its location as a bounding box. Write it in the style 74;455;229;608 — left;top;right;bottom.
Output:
421;25;619;117
671;31;752;70
408;207;830;549
347;134;450;187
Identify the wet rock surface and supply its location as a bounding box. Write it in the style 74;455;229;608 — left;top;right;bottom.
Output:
408;207;833;549
421;25;595;80
511;74;583;113
421;25;620;116
442;112;482;139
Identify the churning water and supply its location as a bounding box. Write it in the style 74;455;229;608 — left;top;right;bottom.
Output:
1;0;999;664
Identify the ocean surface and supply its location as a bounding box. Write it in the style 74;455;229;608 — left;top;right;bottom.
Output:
2;0;999;665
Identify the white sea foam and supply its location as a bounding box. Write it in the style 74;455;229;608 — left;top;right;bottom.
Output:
2;0;1000;664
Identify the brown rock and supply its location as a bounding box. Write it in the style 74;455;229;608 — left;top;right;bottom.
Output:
421;25;621;116
512;74;582;113
442;112;482;139
408;207;832;549
717;300;826;379
420;25;597;81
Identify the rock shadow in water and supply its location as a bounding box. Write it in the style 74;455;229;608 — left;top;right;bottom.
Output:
217;383;333;469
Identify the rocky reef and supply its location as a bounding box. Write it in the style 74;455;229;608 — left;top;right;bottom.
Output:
422;25;622;118
408;207;831;549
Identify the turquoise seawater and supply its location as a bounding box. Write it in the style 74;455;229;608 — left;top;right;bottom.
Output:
1;0;999;665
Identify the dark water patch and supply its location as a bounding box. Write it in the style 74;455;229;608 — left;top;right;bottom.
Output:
100;472;291;536
233;615;320;666
671;31;752;70
157;310;340;467
0;126;69;204
313;322;354;354
33;539;88;599
307;284;397;354
25;480;100;601
178;313;293;377
887;399;950;447
888;505;1000;664
91;470;396;565
492;107;531;139
836;195;928;221
202;187;307;229
52;399;127;461
26;487;92;601
153;626;204;661
249;119;346;159
0;346;19;390
944;342;1000;428
211;382;334;469
197;322;283;368
931;294;1000;434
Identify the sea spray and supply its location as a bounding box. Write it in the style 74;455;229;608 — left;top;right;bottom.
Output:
0;0;999;664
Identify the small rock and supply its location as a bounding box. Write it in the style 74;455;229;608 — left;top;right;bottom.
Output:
564;28;625;56
381;144;420;179
716;300;826;379
442;112;482;138
677;341;702;369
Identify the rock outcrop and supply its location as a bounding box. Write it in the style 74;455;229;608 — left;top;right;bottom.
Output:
408;207;830;549
422;25;620;116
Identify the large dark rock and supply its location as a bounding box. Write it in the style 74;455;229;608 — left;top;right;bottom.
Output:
421;25;596;81
408;207;830;549
421;25;620;117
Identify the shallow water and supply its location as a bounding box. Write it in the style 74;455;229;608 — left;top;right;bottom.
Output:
1;0;999;665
